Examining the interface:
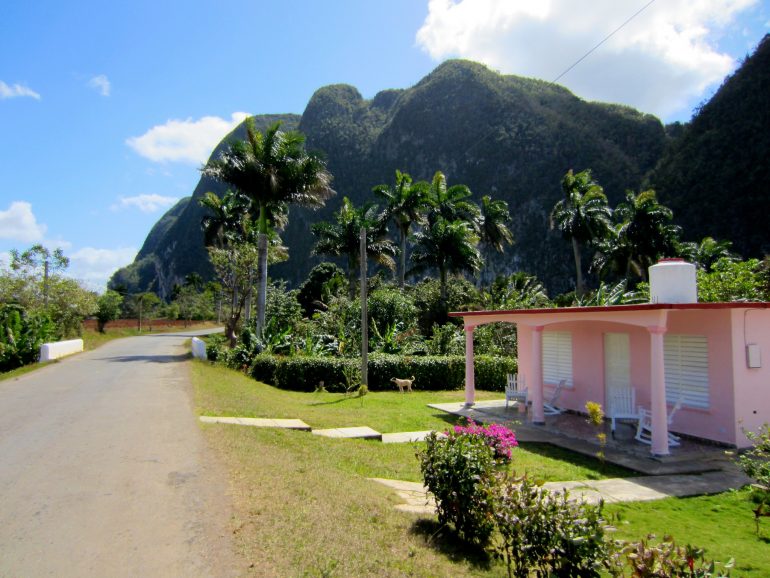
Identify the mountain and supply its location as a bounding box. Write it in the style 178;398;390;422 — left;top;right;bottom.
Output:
111;60;667;298
647;34;770;258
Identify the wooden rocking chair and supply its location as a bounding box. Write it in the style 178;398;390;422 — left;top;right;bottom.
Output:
635;397;684;447
505;374;527;408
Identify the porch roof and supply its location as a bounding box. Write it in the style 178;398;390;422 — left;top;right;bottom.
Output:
450;301;770;328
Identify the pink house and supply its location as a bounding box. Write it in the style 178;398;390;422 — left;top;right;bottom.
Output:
451;261;770;455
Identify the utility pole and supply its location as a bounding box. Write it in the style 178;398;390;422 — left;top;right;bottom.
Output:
360;227;368;388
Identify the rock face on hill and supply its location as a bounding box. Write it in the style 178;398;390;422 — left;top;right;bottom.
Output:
111;60;668;298
647;34;770;258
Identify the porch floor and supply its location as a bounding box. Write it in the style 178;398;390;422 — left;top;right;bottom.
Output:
428;399;742;477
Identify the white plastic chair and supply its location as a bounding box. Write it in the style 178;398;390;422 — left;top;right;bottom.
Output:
635;397;683;447
607;388;639;438
505;373;527;408
543;379;566;416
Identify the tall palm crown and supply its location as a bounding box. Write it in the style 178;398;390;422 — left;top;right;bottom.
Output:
612;189;681;280
373;170;430;288
201;118;334;336
478;195;514;286
199;190;252;248
410;218;482;303
425;171;481;228
550;169;613;296
311;197;396;298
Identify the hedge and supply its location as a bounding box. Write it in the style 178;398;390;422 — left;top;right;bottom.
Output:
249;354;516;393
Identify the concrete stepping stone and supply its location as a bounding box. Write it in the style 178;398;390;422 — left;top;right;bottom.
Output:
199;416;311;431
381;431;445;443
311;426;382;440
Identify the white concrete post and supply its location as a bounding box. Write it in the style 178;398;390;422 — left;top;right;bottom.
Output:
531;326;545;424
648;325;670;456
464;324;476;406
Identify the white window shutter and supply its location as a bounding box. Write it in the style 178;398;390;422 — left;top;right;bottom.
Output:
664;334;709;409
542;331;573;387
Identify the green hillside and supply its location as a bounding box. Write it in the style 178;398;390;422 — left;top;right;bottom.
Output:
111;60;668;297
647;34;770;258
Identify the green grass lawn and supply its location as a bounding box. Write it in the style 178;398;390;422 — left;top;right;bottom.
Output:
191;360;767;577
605;489;768;577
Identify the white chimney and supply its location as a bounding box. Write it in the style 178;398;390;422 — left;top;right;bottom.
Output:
649;259;697;304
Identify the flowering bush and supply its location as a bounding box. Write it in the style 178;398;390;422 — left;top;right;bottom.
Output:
450;419;518;462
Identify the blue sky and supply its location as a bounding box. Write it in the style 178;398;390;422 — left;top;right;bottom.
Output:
1;0;768;290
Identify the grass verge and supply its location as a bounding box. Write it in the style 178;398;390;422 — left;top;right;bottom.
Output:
604;489;769;577
190;361;645;576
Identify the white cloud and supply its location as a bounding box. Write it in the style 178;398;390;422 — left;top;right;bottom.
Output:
0;81;41;100
0;201;47;242
68;246;137;291
111;194;180;213
416;0;758;119
88;74;111;96
126;112;250;164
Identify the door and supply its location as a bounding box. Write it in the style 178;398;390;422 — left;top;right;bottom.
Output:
604;333;631;414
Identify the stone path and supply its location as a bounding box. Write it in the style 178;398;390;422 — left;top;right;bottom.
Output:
200;412;749;513
370;467;750;514
200;416;442;443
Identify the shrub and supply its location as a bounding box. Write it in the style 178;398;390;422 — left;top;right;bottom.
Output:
244;353;516;392
451;419;518;462
0;304;54;372
605;536;732;577
492;475;608;578
418;431;497;545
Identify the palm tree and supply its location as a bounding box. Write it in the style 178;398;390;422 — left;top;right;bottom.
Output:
311;197;396;298
425;171;481;228
678;237;738;271
373;170;429;288
202;119;334;335
478;195;514;286
199;190;251;248
410;218;483;304
611;189;681;281
550;169;613;297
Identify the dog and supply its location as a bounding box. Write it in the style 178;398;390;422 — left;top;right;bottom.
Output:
390;376;415;393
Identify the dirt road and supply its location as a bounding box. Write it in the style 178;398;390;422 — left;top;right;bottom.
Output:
0;331;238;577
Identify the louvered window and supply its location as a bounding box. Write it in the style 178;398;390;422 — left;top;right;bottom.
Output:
542;331;573;387
664;334;709;409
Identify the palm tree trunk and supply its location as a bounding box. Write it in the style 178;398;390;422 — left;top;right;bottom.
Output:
256;233;268;338
348;254;357;300
398;228;407;289
572;238;584;297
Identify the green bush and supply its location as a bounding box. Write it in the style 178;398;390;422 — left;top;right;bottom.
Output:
0;304;54;372
245;353;516;392
493;475;608;578
418;431;497;545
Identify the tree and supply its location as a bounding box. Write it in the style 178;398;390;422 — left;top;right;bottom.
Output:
478;195;514;286
410;218;483;305
10;244;70;308
297;262;346;317
208;243;261;346
131;292;161;332
698;258;768;302
678;237;738;271
96;290;123;333
596;189;680;281
425;171;480;228
199;190;252;248
311;197;396;298
373;170;430;288
550;169;613;297
202;118;334;337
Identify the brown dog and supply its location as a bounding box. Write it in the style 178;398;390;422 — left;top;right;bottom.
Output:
390;376;415;393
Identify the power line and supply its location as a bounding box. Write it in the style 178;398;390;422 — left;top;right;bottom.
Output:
553;0;657;83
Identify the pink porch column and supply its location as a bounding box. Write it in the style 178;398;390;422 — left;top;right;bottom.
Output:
464;324;476;407
530;326;545;424
648;326;670;456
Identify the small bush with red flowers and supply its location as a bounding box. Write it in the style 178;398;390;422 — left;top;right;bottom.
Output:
451;419;518;462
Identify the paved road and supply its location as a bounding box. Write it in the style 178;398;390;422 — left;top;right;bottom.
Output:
0;331;237;577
